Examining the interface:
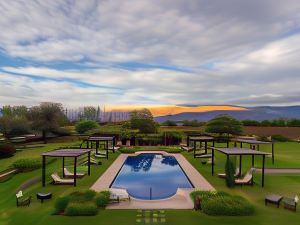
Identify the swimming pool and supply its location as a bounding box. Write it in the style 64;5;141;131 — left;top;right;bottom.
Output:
110;153;193;200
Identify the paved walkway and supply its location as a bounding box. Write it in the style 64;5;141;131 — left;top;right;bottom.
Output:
255;168;300;174
91;151;215;209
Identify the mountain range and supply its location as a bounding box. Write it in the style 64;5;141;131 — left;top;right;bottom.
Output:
154;106;300;122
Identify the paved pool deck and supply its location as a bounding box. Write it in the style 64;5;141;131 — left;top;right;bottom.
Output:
91;151;215;209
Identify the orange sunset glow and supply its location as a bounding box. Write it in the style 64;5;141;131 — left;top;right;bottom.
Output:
107;105;247;117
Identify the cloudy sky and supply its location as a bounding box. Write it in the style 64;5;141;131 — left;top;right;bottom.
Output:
0;0;300;108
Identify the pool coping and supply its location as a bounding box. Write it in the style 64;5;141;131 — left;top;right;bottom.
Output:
91;151;215;209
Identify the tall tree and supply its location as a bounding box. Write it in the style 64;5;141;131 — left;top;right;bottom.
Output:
205;115;242;138
130;109;158;133
27;102;66;143
83;106;97;120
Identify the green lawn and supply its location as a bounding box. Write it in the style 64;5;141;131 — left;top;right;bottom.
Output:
0;141;299;225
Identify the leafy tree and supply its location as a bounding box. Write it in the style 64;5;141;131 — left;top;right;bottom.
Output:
130;109;158;133
83;106;97;120
27;102;67;143
75;120;100;134
260;120;272;127
182;120;205;127
205;115;242;137
242;120;260;126
162;120;177;126
287;119;300;127
225;158;235;188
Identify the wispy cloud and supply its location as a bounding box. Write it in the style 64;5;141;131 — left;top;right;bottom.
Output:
0;0;300;106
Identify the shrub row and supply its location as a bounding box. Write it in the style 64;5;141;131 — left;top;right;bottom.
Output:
191;191;255;216
54;190;110;216
12;158;56;172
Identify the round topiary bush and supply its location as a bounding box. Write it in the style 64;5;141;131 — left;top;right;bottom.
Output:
0;143;16;158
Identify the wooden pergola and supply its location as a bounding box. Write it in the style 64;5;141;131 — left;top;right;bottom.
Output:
210;147;271;187
41;149;92;187
188;136;215;158
81;136;116;159
232;138;275;164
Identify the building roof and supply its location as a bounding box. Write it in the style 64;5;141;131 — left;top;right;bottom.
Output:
210;147;270;156
42;149;92;157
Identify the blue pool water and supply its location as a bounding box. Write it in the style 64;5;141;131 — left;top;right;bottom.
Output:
110;153;193;200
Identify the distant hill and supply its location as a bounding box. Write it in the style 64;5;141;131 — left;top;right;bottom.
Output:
155;106;300;122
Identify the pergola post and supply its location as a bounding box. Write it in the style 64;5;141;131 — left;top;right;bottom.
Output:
205;141;207;154
74;157;77;187
212;149;214;176
262;155;265;187
96;140;99;155
42;155;46;187
88;151;91;176
193;143;196;158
187;136;190;147
240;142;243;148
62;156;65;177
239;155;242;177
112;136;116;153
252;155;255;167
106;140;109;159
272;143;274;164
212;140;215;147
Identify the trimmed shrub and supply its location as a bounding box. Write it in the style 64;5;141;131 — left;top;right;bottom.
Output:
202;195;255;216
54;196;70;214
51;127;71;136
65;203;98;216
225;158;235;188
75;120;100;134
0;143;16;158
161;120;177;126
84;190;97;201
190;191;254;216
12;158;41;171
95;191;110;208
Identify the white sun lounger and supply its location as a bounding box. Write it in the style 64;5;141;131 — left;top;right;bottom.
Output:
63;168;85;178
51;173;74;185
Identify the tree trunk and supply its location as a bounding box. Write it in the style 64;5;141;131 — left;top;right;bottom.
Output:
42;130;47;144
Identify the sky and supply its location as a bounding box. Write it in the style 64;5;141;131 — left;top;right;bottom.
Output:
0;0;300;108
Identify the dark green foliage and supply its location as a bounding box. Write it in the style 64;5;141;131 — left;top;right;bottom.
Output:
136;133;163;145
225;158;235;188
287;119;300;127
271;134;290;142
162;120;177;126
205;115;243;136
84;190;97;201
190;191;254;216
75;120;100;134
95;191;110;208
0;143;16;158
242;120;261;126
54;196;70;214
182;120;205;127
65;203;98;216
130;109;158;133
163;131;182;145
27;102;67;143
12;158;41;171
51;127;71;136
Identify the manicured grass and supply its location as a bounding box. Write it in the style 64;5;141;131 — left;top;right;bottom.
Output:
0;141;299;225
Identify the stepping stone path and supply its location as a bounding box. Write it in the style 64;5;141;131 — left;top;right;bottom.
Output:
136;209;166;224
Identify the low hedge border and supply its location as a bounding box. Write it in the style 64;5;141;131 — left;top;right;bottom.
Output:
191;191;255;216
